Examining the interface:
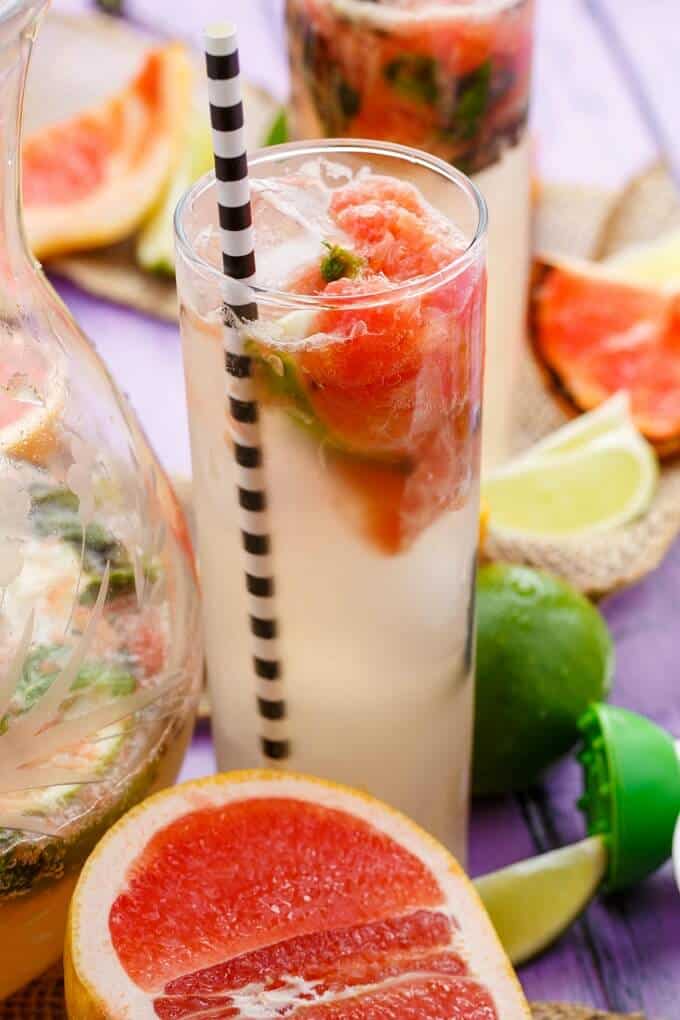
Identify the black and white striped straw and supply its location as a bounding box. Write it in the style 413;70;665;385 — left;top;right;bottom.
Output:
204;23;290;763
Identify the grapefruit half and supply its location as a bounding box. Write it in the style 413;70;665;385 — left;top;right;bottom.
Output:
531;259;680;455
65;771;530;1019
22;43;192;259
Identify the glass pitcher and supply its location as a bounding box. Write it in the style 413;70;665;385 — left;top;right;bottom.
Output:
0;0;202;997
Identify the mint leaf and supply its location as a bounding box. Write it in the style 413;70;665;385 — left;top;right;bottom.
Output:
264;109;289;147
384;55;439;106
450;61;492;140
30;487;144;600
71;661;136;698
31;487;122;564
79;562;158;606
1;645;137;732
320;242;363;283
337;79;361;120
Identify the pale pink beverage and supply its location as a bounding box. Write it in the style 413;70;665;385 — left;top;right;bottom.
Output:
175;142;487;853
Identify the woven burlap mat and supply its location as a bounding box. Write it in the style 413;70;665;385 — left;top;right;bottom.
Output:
484;165;680;596
0;968;645;1018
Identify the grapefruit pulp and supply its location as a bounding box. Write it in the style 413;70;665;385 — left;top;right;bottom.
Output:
65;771;530;1019
532;261;680;455
251;176;484;554
22;43;192;259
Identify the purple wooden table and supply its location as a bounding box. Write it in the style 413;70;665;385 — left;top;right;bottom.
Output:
51;2;680;1015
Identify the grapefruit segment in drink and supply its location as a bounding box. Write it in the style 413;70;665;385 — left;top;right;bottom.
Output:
248;174;483;553
65;771;530;1019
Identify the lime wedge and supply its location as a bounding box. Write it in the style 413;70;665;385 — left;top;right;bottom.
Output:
526;392;632;459
475;836;607;965
137;82;280;276
603;228;680;291
483;427;658;539
136;114;214;275
264;108;289;146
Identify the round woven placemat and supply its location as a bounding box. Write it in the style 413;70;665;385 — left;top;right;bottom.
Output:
0;968;645;1019
484;165;680;597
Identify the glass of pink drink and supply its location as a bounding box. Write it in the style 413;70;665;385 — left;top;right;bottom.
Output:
287;0;535;468
175;141;486;854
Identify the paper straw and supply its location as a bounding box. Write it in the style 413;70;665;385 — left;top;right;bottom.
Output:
204;23;290;763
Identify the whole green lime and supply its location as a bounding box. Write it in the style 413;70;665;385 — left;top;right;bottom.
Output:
473;563;614;796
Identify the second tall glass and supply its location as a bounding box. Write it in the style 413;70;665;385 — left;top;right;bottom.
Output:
175;141;486;855
286;0;535;470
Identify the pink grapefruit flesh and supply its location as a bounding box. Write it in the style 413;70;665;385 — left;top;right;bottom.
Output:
109;797;442;992
22;44;191;259
270;177;483;554
533;263;680;454
65;773;530;1019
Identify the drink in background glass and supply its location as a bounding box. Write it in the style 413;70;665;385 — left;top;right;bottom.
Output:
175;141;486;854
286;0;534;469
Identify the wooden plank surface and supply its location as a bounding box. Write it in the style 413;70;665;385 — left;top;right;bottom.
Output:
49;1;680;1014
531;0;655;188
589;0;680;188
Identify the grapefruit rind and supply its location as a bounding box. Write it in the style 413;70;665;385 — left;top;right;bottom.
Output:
23;43;193;259
65;770;530;1020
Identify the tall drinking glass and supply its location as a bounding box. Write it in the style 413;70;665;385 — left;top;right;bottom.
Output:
175;141;486;854
286;0;535;469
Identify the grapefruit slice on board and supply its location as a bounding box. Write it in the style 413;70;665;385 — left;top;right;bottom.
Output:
65;771;530;1019
22;42;192;259
531;259;680;456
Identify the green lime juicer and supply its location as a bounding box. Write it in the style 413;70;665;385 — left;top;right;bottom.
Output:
476;703;680;965
577;702;680;892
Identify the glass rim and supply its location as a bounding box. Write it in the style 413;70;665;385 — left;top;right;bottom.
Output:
0;0;44;31
174;139;488;312
290;0;528;24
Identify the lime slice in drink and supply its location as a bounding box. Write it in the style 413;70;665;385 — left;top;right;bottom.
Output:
475;836;608;965
482;426;658;539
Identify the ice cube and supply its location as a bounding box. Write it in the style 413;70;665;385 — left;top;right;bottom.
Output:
251;161;351;290
193;224;222;274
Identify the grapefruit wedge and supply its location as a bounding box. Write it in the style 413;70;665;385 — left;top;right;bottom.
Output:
22;43;192;259
65;771;530;1019
531;259;680;455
